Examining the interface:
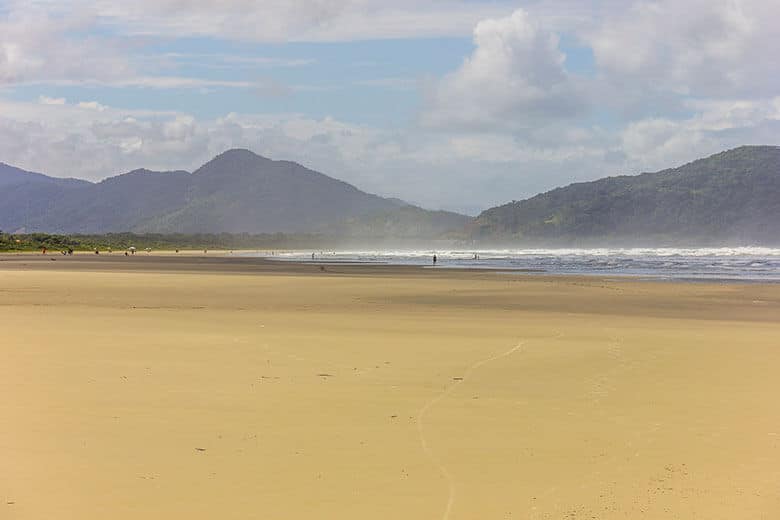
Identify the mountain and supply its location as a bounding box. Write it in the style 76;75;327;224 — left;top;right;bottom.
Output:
473;146;780;245
0;163;92;232
331;205;469;239
135;149;405;233
0;163;90;190
0;149;466;237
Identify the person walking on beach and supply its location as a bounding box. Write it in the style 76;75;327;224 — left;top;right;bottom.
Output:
433;254;437;265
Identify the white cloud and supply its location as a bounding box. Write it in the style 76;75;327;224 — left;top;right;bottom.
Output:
0;3;297;89
77;100;108;111
38;95;66;105
620;97;780;171
588;0;780;99
0;4;132;85
421;9;585;132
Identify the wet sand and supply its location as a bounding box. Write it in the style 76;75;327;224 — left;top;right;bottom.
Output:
2;254;779;519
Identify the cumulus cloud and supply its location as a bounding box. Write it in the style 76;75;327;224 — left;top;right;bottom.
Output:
620;97;780;171
77;101;108;111
0;4;131;85
588;0;780;99
38;95;66;105
0;2;304;89
422;9;584;133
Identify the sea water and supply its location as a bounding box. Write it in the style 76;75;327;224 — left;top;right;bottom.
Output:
259;247;780;282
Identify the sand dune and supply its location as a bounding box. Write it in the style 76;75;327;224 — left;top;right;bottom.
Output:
2;255;779;519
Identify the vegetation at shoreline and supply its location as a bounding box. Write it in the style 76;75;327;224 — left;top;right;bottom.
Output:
0;231;329;252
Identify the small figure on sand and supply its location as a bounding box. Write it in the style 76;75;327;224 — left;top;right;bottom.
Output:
433;254;437;265
312;252;315;260
42;247;47;255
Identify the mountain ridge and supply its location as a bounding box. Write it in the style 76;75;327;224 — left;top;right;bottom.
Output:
473;145;780;246
2;145;778;244
0;149;468;237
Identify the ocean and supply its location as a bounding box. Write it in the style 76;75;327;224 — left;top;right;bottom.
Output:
260;247;780;282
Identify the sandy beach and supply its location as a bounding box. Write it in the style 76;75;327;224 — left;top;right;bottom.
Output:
1;254;779;519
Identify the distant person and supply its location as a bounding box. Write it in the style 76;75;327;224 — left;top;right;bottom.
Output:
67;248;73;255
204;249;208;254
42;247;46;255
94;248;99;255
312;252;315;260
433;254;437;265
124;251;128;256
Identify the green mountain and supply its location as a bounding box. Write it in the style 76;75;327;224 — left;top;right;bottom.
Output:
472;146;780;245
331;205;469;239
0;149;467;237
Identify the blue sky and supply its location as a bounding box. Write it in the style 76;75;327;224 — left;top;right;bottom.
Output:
0;0;777;214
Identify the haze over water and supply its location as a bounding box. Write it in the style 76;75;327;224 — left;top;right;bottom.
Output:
268;247;780;282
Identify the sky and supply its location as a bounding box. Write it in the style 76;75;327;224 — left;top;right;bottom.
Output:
0;0;778;215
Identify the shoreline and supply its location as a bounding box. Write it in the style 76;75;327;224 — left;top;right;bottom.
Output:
1;252;778;325
1;251;778;285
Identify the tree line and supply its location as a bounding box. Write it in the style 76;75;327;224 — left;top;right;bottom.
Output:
0;231;329;252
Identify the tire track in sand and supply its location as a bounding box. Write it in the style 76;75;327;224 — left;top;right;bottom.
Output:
415;339;528;520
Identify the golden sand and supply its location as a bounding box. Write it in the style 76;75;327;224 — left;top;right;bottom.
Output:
1;256;779;519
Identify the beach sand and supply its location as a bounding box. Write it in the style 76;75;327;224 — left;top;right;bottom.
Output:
2;254;779;519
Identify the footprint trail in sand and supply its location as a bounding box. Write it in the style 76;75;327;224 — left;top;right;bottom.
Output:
415;339;528;520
